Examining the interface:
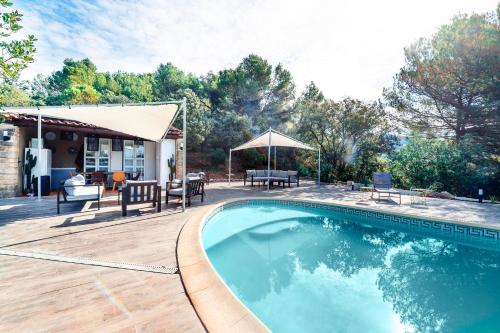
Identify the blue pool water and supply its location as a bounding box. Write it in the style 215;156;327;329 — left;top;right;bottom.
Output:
202;201;500;333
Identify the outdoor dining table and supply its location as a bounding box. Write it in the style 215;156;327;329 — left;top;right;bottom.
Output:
79;171;133;178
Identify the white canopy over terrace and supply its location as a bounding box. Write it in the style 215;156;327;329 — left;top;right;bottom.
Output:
0;101;188;211
229;128;320;189
1;103;180;142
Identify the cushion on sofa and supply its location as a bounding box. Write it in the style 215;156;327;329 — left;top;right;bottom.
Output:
66;185;103;200
256;170;268;177
63;174;86;196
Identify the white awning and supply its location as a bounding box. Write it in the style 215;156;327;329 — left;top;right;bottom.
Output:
0;103;180;142
232;128;315;151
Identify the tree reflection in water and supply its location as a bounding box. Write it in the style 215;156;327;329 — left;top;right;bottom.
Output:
204;207;500;333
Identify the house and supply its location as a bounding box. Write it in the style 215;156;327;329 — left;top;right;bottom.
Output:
0;112;183;198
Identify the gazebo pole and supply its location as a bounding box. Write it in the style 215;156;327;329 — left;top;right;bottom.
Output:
37;110;42;201
182;97;187;212
318;148;321;186
228;148;232;186
267;128;271;190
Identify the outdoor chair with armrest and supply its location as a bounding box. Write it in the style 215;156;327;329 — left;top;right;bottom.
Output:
91;171;107;192
166;178;205;207
371;172;401;204
121;180;161;216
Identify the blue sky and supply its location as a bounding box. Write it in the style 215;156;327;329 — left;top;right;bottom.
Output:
17;0;497;100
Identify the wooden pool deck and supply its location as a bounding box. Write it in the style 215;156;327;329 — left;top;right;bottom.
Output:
1;182;499;332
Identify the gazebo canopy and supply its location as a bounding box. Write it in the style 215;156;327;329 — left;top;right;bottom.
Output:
232;128;315;151
0;103;180;142
229;128;320;188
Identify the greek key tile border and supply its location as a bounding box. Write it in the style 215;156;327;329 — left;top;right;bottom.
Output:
214;199;500;241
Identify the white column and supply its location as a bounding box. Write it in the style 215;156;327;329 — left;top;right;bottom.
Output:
182;98;187;212
37;111;42;200
228;148;232;185
267;128;271;190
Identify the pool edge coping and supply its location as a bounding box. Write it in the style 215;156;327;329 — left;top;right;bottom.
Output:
177;200;271;333
177;196;499;333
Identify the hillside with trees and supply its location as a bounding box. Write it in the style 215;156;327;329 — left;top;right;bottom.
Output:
1;4;498;198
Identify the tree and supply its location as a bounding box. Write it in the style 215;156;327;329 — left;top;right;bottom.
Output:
294;82;394;182
171;88;213;149
384;8;500;152
46;58;100;104
0;82;31;106
29;73;49;105
0;0;36;81
153;63;200;100
212;55;295;133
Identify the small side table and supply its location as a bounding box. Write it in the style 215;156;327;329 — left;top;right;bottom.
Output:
360;186;373;200
411;188;429;205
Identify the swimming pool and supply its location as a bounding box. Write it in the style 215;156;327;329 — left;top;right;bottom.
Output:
202;199;500;333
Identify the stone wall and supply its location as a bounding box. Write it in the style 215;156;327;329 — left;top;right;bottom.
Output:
0;124;20;198
175;139;183;179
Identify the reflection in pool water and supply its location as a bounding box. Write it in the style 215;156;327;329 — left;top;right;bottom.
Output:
202;202;500;333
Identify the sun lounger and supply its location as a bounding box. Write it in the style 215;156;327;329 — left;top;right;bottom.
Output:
371;172;401;204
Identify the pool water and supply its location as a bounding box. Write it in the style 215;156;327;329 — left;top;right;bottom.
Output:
202;201;500;333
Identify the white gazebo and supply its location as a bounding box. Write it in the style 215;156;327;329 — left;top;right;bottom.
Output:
229;128;320;189
1;100;189;211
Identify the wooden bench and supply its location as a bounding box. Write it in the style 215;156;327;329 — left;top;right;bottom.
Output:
121;181;161;216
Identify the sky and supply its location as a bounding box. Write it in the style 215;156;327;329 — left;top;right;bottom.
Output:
16;0;497;100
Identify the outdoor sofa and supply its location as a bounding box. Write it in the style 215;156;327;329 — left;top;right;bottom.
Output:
244;170;299;188
371;172;401;205
57;174;104;214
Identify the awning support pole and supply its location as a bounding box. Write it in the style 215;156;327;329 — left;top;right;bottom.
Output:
37;111;42;200
267;128;271;190
318;148;321;186
228;148;232;186
182;97;187;212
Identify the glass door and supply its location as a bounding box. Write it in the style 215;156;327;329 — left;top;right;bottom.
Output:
85;138;111;172
123;139;144;180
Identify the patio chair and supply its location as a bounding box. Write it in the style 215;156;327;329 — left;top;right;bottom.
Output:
112;171;126;191
57;174;104;214
286;170;299;187
121;180;161;216
371;172;401;204
166;178;204;207
130;170;142;181
91;171;107;192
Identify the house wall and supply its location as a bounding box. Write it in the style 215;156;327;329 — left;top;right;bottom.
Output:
144;141;156;180
175;139;183;179
23;127;83;169
0;123;182;197
157;139;177;186
0;123;21;198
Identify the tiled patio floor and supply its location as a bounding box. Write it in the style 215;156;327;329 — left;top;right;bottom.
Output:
0;181;498;332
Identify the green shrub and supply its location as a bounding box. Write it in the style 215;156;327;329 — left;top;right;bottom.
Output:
389;135;499;197
240;148;266;169
209;148;227;166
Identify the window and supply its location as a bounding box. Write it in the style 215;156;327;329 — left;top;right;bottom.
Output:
85;138;111;172
123;139;144;179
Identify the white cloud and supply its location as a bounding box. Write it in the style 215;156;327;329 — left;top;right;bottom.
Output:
18;0;497;100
